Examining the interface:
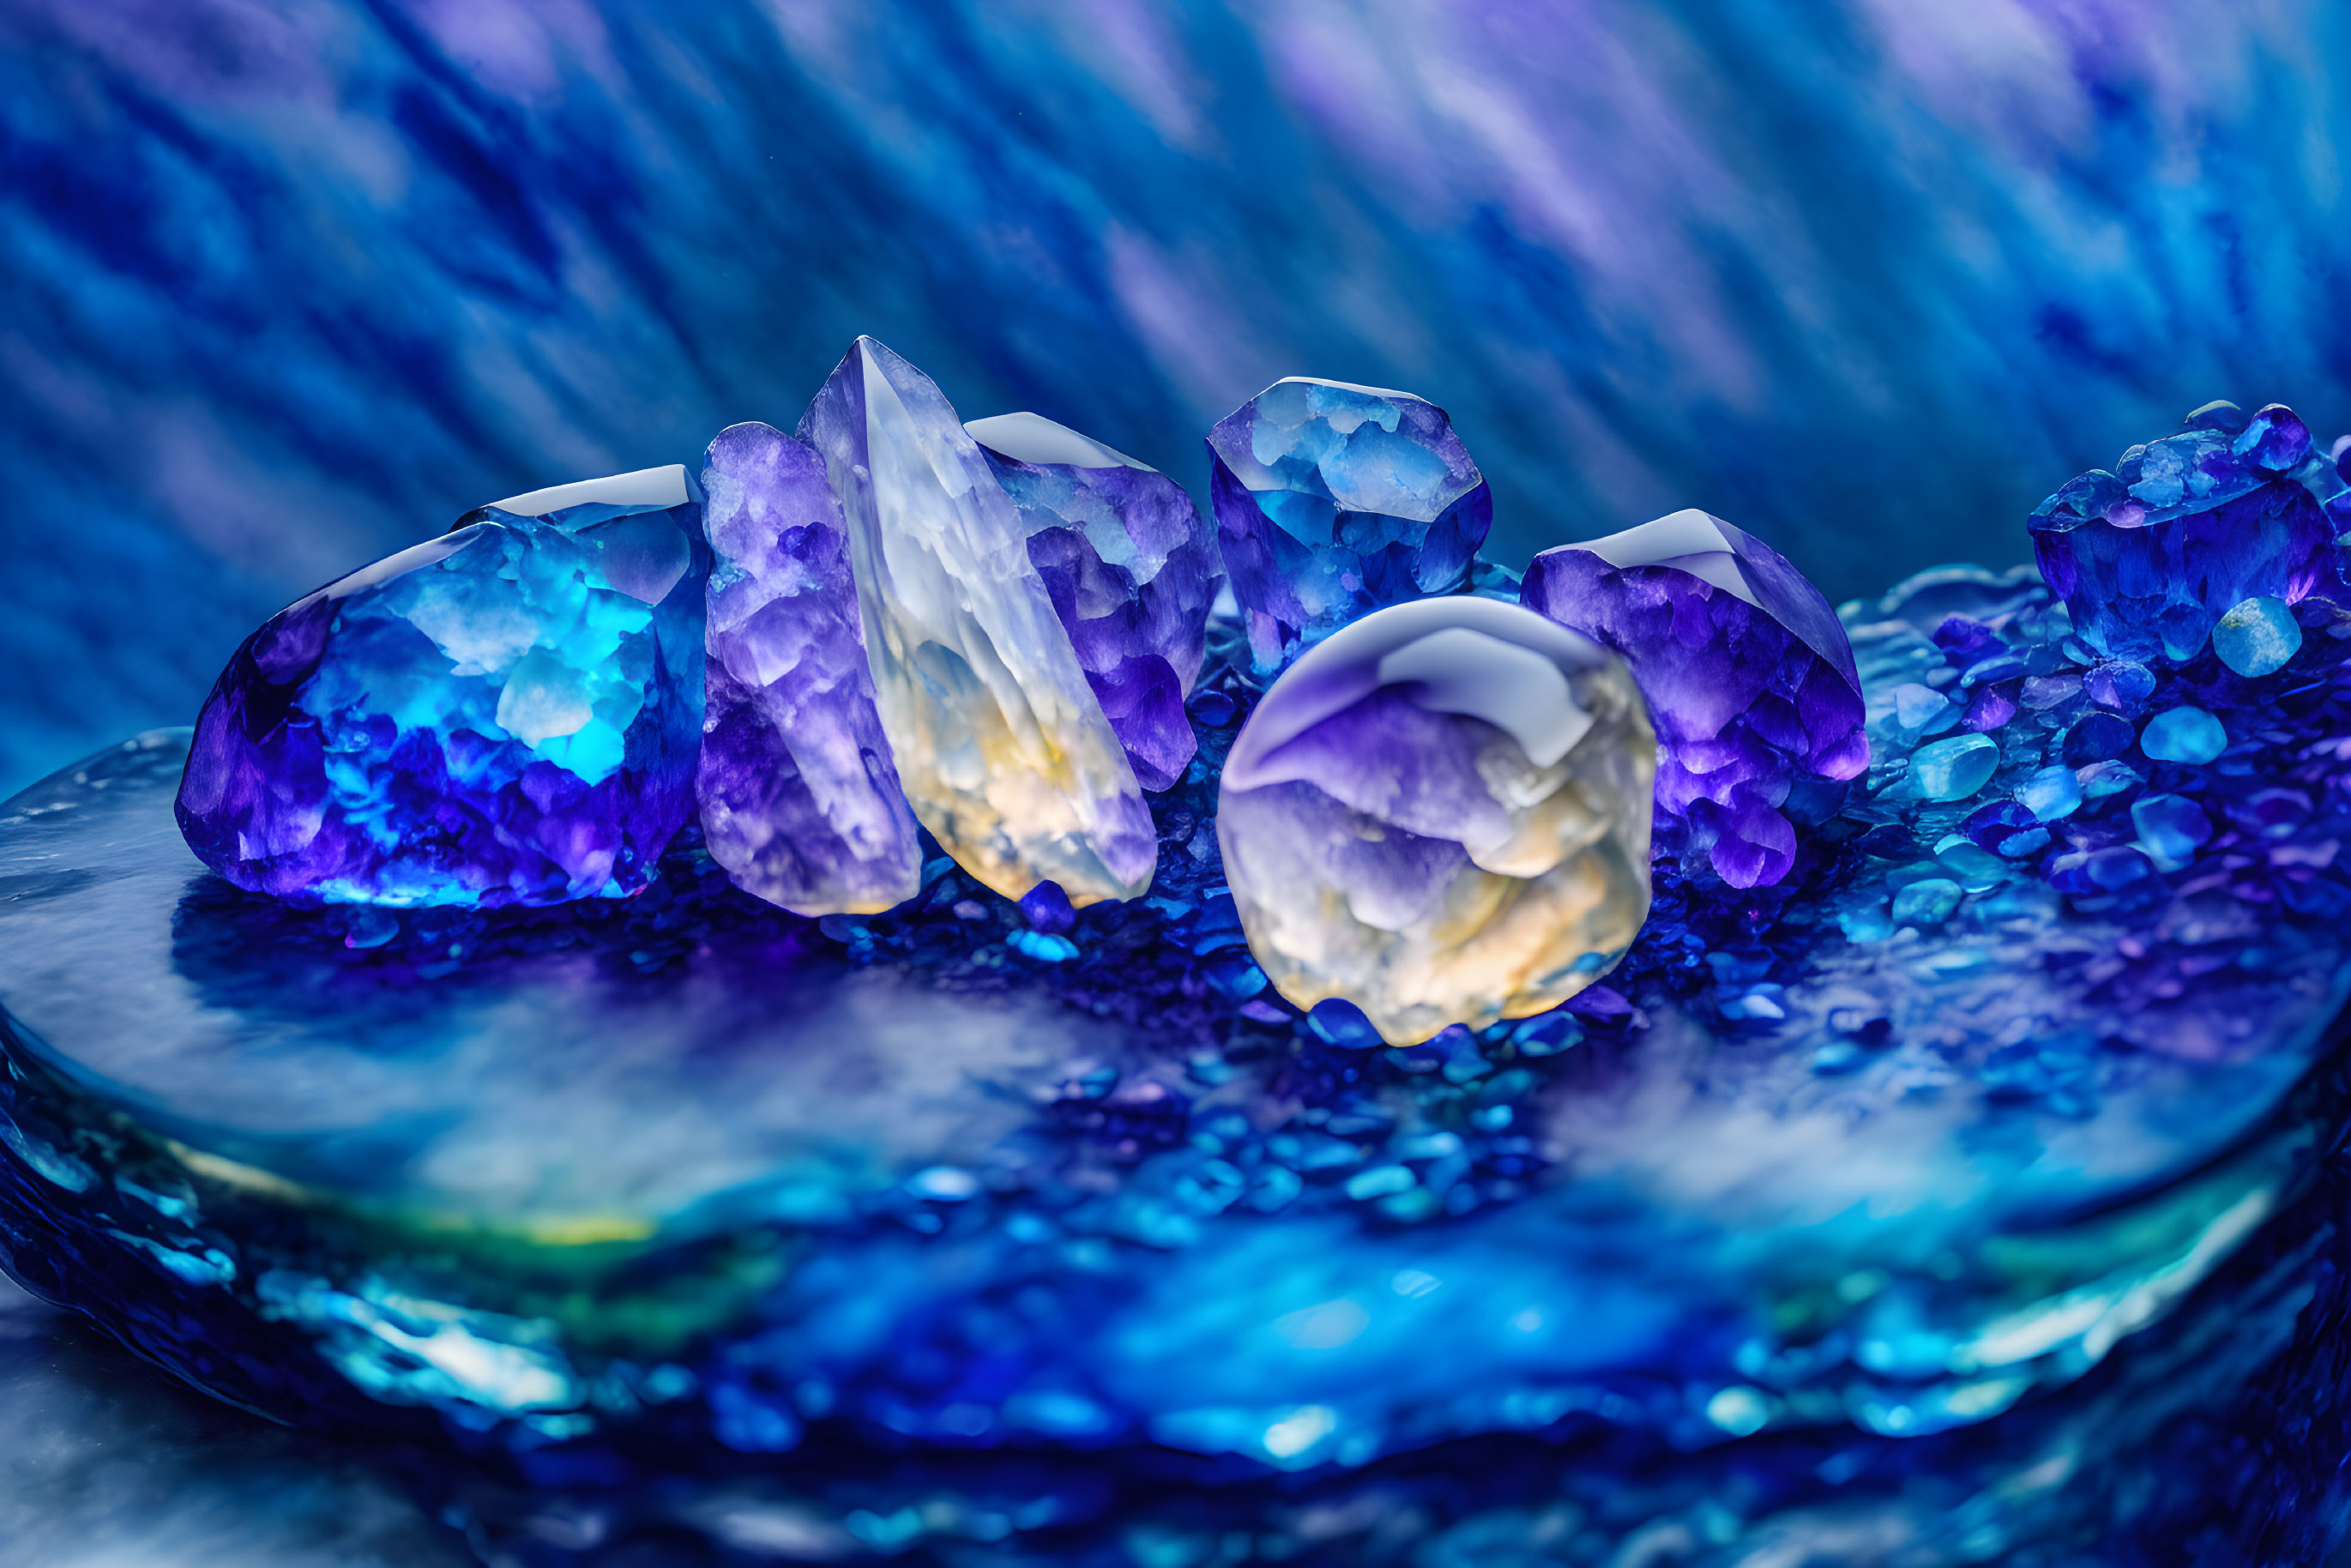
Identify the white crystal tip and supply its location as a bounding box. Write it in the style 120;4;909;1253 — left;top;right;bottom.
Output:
485;465;696;520
964;413;1153;472
1557;509;1759;607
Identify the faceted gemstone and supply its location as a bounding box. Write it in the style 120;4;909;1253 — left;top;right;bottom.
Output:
1519;509;1868;889
2028;401;2339;663
1216;596;1655;1045
966;412;1221;790
797;337;1155;906
697;422;921;915
178;469;708;907
1207;377;1491;672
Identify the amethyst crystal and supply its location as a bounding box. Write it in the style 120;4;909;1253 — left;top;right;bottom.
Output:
1207;377;1491;672
177;469;707;907
967;413;1221;790
2029;401;2342;662
1520;509;1868;889
697;422;921;915
1217;596;1655;1044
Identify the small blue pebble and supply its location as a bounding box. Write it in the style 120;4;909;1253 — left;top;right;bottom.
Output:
2083;660;2155;710
2077;760;2144;800
2140;706;2227;764
1187;690;1239;727
1017;880;1077;935
2015;764;2083;822
1306;998;1384;1050
1910;735;1998;802
2211;597;2302;678
2060;712;2135;767
1890;878;1963;926
2131;793;2213;868
1892;684;1953;731
1007;930;1079;962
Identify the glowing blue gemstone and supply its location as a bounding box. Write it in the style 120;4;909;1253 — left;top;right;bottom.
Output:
2140;707;2227;765
2016;764;2083;822
1890;878;1963;926
1208;377;1490;671
177;467;707;907
2211;596;2303;678
1909;734;1998;802
2131;793;2212;870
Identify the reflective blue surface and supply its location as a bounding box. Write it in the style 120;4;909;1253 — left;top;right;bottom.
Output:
6;560;2351;1559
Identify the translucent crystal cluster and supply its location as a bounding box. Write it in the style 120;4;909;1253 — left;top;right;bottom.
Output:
1209;377;1491;671
799;337;1156;905
2028;400;2347;663
85;391;2351;1565
968;412;1221;790
176;470;706;907
1520;509;1868;888
696;422;920;915
1216;596;1655;1043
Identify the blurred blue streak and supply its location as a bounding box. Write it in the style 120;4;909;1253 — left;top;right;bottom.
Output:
3;0;2347;793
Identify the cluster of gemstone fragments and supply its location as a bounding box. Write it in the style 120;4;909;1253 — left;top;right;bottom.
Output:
23;392;2351;1562
177;346;1668;1041
175;375;2351;1058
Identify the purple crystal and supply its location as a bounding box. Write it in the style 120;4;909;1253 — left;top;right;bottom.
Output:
177;469;708;907
697;423;920;915
1520;509;1868;889
1207;377;1491;672
2029;401;2341;663
967;413;1221;790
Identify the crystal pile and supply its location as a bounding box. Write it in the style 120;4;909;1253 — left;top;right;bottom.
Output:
1209;377;1491;671
1217;597;1655;1043
2028;399;2347;663
968;412;1221;790
175;469;707;907
1520;509;1869;888
799;338;1157;905
31;390;2351;1565
696;421;920;915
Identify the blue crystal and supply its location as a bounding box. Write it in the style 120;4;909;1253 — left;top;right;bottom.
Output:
1890;877;1962;926
2212;595;2303;678
2028;401;2338;663
1909;733;1998;801
2083;659;2155;709
1894;683;1954;730
1017;879;1077;934
2016;763;2083;822
2131;793;2212;870
2141;705;2227;764
177;469;708;907
1207;377;1491;671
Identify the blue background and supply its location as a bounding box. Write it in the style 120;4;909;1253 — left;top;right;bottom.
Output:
4;0;2348;796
